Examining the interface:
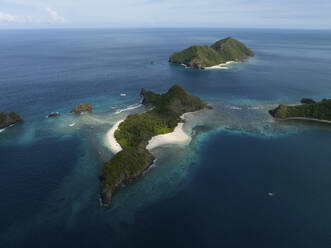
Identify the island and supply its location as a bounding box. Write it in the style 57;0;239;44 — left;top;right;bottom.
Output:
0;112;23;129
99;85;211;206
70;103;92;114
169;37;254;69
269;98;331;123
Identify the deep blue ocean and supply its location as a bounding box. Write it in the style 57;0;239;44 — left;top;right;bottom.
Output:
1;28;331;248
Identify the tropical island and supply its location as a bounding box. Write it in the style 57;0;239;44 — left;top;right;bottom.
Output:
169;37;254;69
0;112;23;129
269;98;331;123
100;85;211;206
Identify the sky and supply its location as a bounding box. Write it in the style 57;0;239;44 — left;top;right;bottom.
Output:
0;0;330;29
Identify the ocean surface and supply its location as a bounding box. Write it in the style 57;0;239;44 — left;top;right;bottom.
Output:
1;28;331;248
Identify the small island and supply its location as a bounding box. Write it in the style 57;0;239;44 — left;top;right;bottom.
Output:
269;98;331;123
169;37;254;69
0;112;23;129
48;112;61;118
99;85;211;206
70;103;92;114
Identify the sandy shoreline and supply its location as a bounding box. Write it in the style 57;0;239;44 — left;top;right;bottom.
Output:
106;114;192;154
146;122;191;150
106;120;124;154
204;61;236;70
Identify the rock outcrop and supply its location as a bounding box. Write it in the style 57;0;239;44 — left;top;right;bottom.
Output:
48;112;61;118
301;98;316;105
70;103;92;114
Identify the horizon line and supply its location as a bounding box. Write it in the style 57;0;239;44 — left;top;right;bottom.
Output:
0;26;330;31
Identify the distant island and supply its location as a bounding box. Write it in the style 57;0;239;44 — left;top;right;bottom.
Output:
169;37;254;69
70;103;92;114
0;112;23;129
269;98;331;123
99;85;211;206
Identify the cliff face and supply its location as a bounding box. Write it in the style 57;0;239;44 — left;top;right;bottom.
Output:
169;37;254;69
0;112;23;129
100;85;209;206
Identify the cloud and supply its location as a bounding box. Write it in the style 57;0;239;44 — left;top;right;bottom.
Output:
45;7;66;23
0;11;40;23
0;0;330;29
0;11;17;22
0;7;67;25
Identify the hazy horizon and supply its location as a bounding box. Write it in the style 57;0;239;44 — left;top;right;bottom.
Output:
1;27;331;31
0;0;330;30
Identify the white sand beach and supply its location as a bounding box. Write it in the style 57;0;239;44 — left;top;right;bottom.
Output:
146;113;191;150
205;61;236;70
106;120;124;154
146;122;191;150
106;114;192;153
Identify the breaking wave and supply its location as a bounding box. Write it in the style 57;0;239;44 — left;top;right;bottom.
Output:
115;103;142;114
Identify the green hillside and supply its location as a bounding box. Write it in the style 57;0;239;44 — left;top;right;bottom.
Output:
211;37;254;61
269;98;331;120
169;37;254;69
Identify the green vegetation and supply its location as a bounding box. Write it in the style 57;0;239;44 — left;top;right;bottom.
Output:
100;85;209;206
70;103;92;113
211;37;254;61
0;112;23;129
100;148;154;204
114;111;176;150
169;37;254;69
269;98;331;120
169;45;224;69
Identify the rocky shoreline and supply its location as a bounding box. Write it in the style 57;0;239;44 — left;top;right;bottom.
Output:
0;112;23;129
269;98;331;122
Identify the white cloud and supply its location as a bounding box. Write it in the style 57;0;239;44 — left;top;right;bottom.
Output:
0;11;17;22
45;7;66;23
0;11;40;24
0;7;67;26
0;0;330;28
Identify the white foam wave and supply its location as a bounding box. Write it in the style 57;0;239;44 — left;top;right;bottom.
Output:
226;105;242;110
69;123;76;127
143;160;158;176
115;103;142;114
249;106;262;110
0;128;5;133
